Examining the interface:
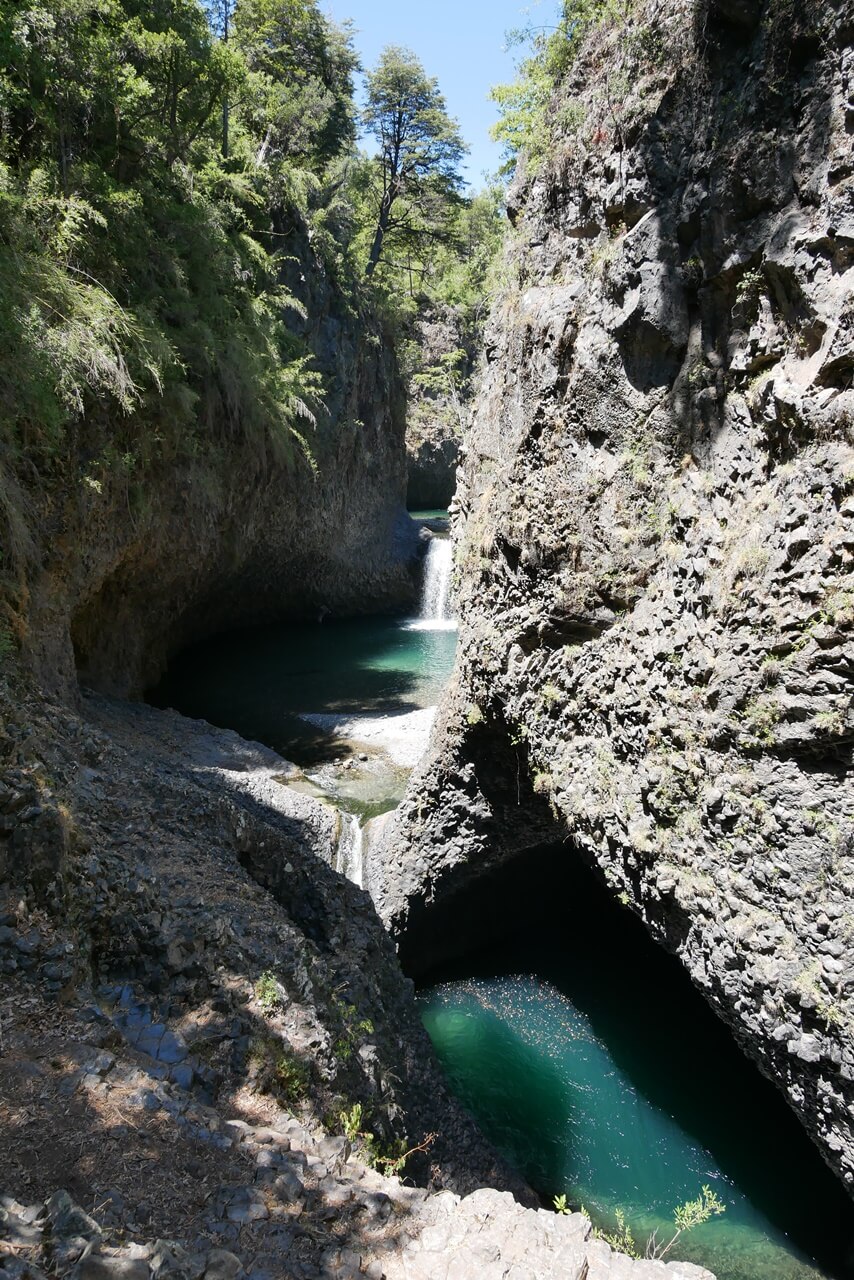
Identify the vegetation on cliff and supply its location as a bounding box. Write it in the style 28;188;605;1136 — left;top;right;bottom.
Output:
0;0;509;662
0;0;351;478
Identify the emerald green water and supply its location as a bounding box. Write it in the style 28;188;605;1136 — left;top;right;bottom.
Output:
419;860;854;1280
150;614;457;766
408;508;450;522
151;536;854;1280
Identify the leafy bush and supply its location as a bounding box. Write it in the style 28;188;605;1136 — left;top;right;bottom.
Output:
0;0;368;493
339;1101;364;1141
255;970;285;1014
490;0;620;172
566;1186;727;1261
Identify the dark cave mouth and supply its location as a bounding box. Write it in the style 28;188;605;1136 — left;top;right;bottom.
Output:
409;843;854;1280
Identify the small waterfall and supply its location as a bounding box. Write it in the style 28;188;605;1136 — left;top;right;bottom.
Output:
336;812;364;888
409;537;455;631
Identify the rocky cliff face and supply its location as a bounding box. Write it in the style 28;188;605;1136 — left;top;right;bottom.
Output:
11;230;419;701
405;306;466;510
373;0;854;1195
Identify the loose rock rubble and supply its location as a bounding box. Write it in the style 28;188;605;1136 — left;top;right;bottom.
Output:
0;954;711;1280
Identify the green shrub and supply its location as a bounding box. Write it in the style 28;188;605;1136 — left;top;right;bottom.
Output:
248;1036;310;1107
339;1101;364;1142
332;996;374;1063
815;709;846;736
255;970;284;1014
567;1186;726;1261
490;0;631;174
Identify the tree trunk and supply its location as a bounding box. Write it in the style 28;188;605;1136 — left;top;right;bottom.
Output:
365;189;394;279
221;4;229;158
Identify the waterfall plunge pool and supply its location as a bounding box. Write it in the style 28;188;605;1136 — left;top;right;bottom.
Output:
150;612;456;814
149;525;457;821
149;520;854;1280
416;847;854;1280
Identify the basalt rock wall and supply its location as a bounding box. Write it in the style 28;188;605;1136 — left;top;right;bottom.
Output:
11;230;419;702
405;306;467;510
373;0;854;1193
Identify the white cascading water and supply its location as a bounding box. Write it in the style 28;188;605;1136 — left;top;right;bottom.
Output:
407;537;456;631
336;812;364;888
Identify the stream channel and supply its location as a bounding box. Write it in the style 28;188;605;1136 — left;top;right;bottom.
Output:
150;512;854;1280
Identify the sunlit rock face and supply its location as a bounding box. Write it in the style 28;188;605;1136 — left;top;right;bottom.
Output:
373;0;854;1194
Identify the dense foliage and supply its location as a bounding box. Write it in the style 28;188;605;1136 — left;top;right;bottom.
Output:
490;0;620;173
0;0;509;614
0;0;362;498
352;47;504;417
398;185;505;442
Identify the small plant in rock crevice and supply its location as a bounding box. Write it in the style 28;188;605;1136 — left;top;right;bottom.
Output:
248;1036;311;1108
735;267;765;312
339;1101;364;1142
332;995;374;1064
364;1131;438;1178
814;709;847;737
740;694;781;746
255;970;285;1015
336;1101;437;1178
597;1206;639;1258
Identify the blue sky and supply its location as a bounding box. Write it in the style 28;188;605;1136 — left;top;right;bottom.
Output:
325;0;562;189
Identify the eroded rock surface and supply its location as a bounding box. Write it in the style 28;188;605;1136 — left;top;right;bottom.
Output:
0;685;711;1280
373;0;854;1194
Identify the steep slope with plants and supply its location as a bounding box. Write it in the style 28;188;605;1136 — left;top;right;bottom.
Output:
0;0;420;698
373;0;854;1199
0;2;539;1268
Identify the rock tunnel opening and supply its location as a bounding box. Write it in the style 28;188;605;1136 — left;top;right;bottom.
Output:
403;841;854;1280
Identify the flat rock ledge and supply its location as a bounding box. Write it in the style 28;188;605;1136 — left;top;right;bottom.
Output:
381;1190;713;1280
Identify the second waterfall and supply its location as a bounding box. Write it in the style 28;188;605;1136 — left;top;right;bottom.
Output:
413;536;455;630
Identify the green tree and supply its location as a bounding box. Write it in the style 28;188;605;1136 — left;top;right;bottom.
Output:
233;0;358;171
0;0;327;475
361;45;466;279
490;0;615;173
